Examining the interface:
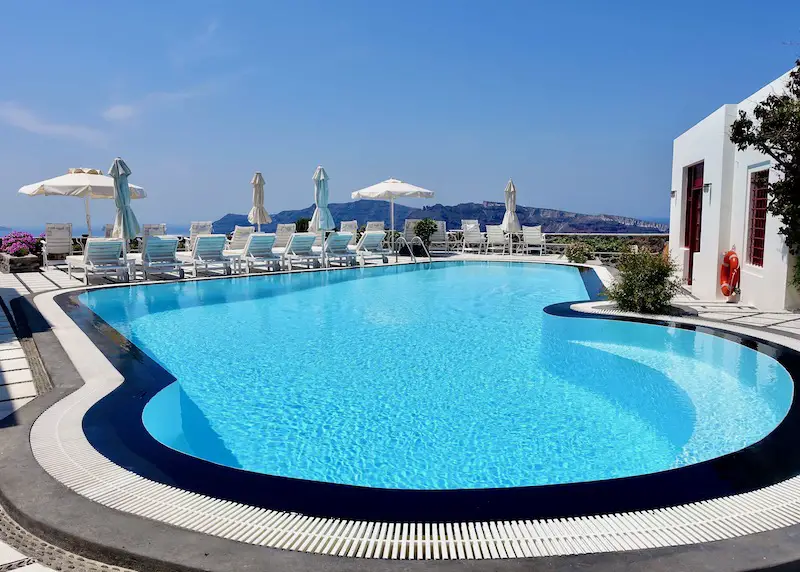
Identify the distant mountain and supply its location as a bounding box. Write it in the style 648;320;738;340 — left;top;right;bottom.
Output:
213;200;668;234
213;200;417;233
410;203;669;234
639;216;670;225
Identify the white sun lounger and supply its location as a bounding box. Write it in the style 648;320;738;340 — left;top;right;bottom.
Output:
402;219;422;247
339;220;358;245
143;223;167;237
236;233;280;274
364;221;388;248
223;225;256;270
186;221;213;251
353;231;389;265
134;223;167;252
518;225;546;255
66;238;130;284
42;223;74;267
177;234;232;277
321;232;356;267
485;224;508;255
130;235;182;280
273;223;296;253
281;232;320;270
103;224;114;238
226;225;254;252
429;221;448;252
461;220;486;253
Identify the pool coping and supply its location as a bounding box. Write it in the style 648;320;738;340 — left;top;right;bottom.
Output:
45;261;800;522
17;257;800;566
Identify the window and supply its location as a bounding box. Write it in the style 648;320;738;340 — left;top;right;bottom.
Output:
747;170;769;267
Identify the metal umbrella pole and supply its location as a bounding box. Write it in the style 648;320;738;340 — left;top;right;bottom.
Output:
84;196;92;237
391;197;397;262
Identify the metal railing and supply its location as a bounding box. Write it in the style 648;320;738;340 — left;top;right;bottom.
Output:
393;236;432;264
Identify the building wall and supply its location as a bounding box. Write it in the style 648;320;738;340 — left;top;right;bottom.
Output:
669;71;798;310
669;105;737;301
787;256;800;308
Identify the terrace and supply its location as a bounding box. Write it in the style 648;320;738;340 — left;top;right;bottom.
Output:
0;242;798;571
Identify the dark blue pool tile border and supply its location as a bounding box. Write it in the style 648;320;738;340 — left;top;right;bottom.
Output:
53;263;800;522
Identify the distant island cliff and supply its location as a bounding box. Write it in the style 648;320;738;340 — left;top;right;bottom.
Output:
213;200;668;235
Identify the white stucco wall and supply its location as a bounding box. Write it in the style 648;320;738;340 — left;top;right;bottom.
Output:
669;105;737;301
669;70;797;310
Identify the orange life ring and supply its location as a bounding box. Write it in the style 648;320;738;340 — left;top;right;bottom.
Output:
720;250;740;297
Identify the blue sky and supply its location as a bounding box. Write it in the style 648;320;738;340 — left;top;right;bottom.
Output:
1;0;798;227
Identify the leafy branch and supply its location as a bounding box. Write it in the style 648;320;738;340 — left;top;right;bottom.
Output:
730;60;800;285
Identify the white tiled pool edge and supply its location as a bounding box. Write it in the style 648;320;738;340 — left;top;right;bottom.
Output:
28;262;800;560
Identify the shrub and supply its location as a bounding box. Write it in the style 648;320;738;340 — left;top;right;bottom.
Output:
546;234;668;254
295;217;310;232
1;231;39;257
414;218;438;247
608;250;681;314
565;242;592;263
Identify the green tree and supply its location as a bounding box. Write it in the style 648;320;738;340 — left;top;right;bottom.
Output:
729;60;800;284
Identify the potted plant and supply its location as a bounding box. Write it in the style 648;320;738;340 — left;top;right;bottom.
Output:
413;218;438;256
0;231;43;273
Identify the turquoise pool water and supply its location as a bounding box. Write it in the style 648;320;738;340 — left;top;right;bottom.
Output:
80;262;794;490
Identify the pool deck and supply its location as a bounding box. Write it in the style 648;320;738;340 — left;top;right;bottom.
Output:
1;255;800;571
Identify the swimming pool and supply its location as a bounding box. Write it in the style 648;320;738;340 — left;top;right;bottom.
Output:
78;261;794;493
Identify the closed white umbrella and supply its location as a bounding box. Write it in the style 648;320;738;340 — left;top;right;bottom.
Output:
18;167;146;236
501;178;521;232
351;178;435;258
311;166;335;267
248;172;271;232
108;158;140;247
310;166;335;232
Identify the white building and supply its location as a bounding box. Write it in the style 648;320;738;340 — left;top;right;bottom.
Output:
669;69;799;311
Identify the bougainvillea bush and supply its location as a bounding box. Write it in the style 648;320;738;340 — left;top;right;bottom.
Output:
0;231;41;257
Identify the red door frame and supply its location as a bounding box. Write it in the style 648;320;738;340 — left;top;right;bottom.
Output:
683;163;704;285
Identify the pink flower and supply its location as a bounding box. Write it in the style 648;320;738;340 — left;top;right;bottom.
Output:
1;231;37;256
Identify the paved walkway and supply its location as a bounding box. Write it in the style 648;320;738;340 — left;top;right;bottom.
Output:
0;271;68;571
0;303;36;424
0;318;53;569
0;267;83;301
673;290;800;335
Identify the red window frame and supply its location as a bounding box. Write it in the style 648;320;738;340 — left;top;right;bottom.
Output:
747;170;769;267
683;163;704;250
